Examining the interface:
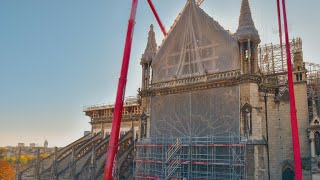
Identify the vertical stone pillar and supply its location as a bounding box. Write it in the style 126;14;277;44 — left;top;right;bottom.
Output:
254;146;259;179
254;44;259;74
70;146;76;180
240;43;244;74
147;116;151;138
100;122;104;135
52;147;58;180
34;149;40;180
310;131;316;157
141;64;146;90
248;37;251;74
89;146;96;179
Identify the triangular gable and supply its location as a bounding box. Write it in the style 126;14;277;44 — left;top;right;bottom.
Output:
152;0;240;83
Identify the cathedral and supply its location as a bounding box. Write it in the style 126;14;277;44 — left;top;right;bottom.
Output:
18;0;320;179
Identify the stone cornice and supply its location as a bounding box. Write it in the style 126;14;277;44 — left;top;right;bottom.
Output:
140;71;262;97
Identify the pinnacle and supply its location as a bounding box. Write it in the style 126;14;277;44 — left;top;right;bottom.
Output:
141;24;157;63
239;0;254;28
236;0;260;42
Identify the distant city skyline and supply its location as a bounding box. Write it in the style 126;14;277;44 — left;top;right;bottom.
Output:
1;0;320;147
9;140;49;148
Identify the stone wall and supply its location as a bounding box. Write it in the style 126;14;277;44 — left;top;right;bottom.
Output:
267;82;310;179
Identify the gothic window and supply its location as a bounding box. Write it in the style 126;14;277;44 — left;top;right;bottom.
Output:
315;131;320;156
242;103;252;137
243;42;253;61
296;73;303;81
245;50;250;60
282;167;294;180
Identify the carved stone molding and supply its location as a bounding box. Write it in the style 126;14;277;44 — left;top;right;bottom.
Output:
140;72;262;97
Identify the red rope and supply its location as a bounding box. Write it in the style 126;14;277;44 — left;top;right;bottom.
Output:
147;0;167;36
104;0;138;179
280;0;303;179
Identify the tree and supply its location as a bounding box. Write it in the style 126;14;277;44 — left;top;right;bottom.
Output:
40;154;51;159
0;159;15;180
0;148;9;159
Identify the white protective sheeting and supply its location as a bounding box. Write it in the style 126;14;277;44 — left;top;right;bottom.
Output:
150;86;240;138
151;0;240;83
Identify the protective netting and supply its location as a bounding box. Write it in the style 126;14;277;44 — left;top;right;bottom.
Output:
150;86;240;138
151;0;240;83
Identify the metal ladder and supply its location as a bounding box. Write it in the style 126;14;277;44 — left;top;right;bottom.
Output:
165;138;181;180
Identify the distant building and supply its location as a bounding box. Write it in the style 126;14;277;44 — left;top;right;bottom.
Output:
29;143;36;148
84;131;91;136
6;151;14;158
17;143;25;148
43;140;48;148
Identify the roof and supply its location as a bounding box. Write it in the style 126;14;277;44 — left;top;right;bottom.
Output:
151;0;240;83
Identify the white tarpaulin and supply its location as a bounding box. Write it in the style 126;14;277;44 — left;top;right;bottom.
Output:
151;0;240;83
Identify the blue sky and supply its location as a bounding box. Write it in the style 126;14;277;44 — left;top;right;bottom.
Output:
0;0;319;147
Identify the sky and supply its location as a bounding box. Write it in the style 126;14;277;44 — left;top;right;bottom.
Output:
0;0;319;147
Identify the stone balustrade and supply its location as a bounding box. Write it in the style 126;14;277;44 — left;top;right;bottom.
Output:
149;70;241;89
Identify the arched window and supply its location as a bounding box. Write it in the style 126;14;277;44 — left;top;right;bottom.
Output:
315;131;320;156
282;168;294;180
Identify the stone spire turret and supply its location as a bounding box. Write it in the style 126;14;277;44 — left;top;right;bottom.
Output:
141;24;157;63
236;0;260;43
141;24;157;89
237;0;260;74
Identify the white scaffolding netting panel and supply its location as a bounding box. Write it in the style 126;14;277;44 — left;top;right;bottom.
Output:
152;0;240;83
150;86;240;138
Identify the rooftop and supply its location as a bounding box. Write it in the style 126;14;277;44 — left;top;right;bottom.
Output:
83;96;140;112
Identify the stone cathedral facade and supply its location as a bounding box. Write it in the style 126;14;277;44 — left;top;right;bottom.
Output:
18;0;320;179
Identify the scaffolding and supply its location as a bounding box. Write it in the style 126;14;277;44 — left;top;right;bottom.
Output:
134;135;247;180
305;62;320;120
258;37;302;75
257;37;320;123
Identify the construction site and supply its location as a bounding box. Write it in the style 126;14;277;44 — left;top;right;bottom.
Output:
17;0;320;179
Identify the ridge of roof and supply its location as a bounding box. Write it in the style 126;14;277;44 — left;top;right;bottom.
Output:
157;0;236;52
